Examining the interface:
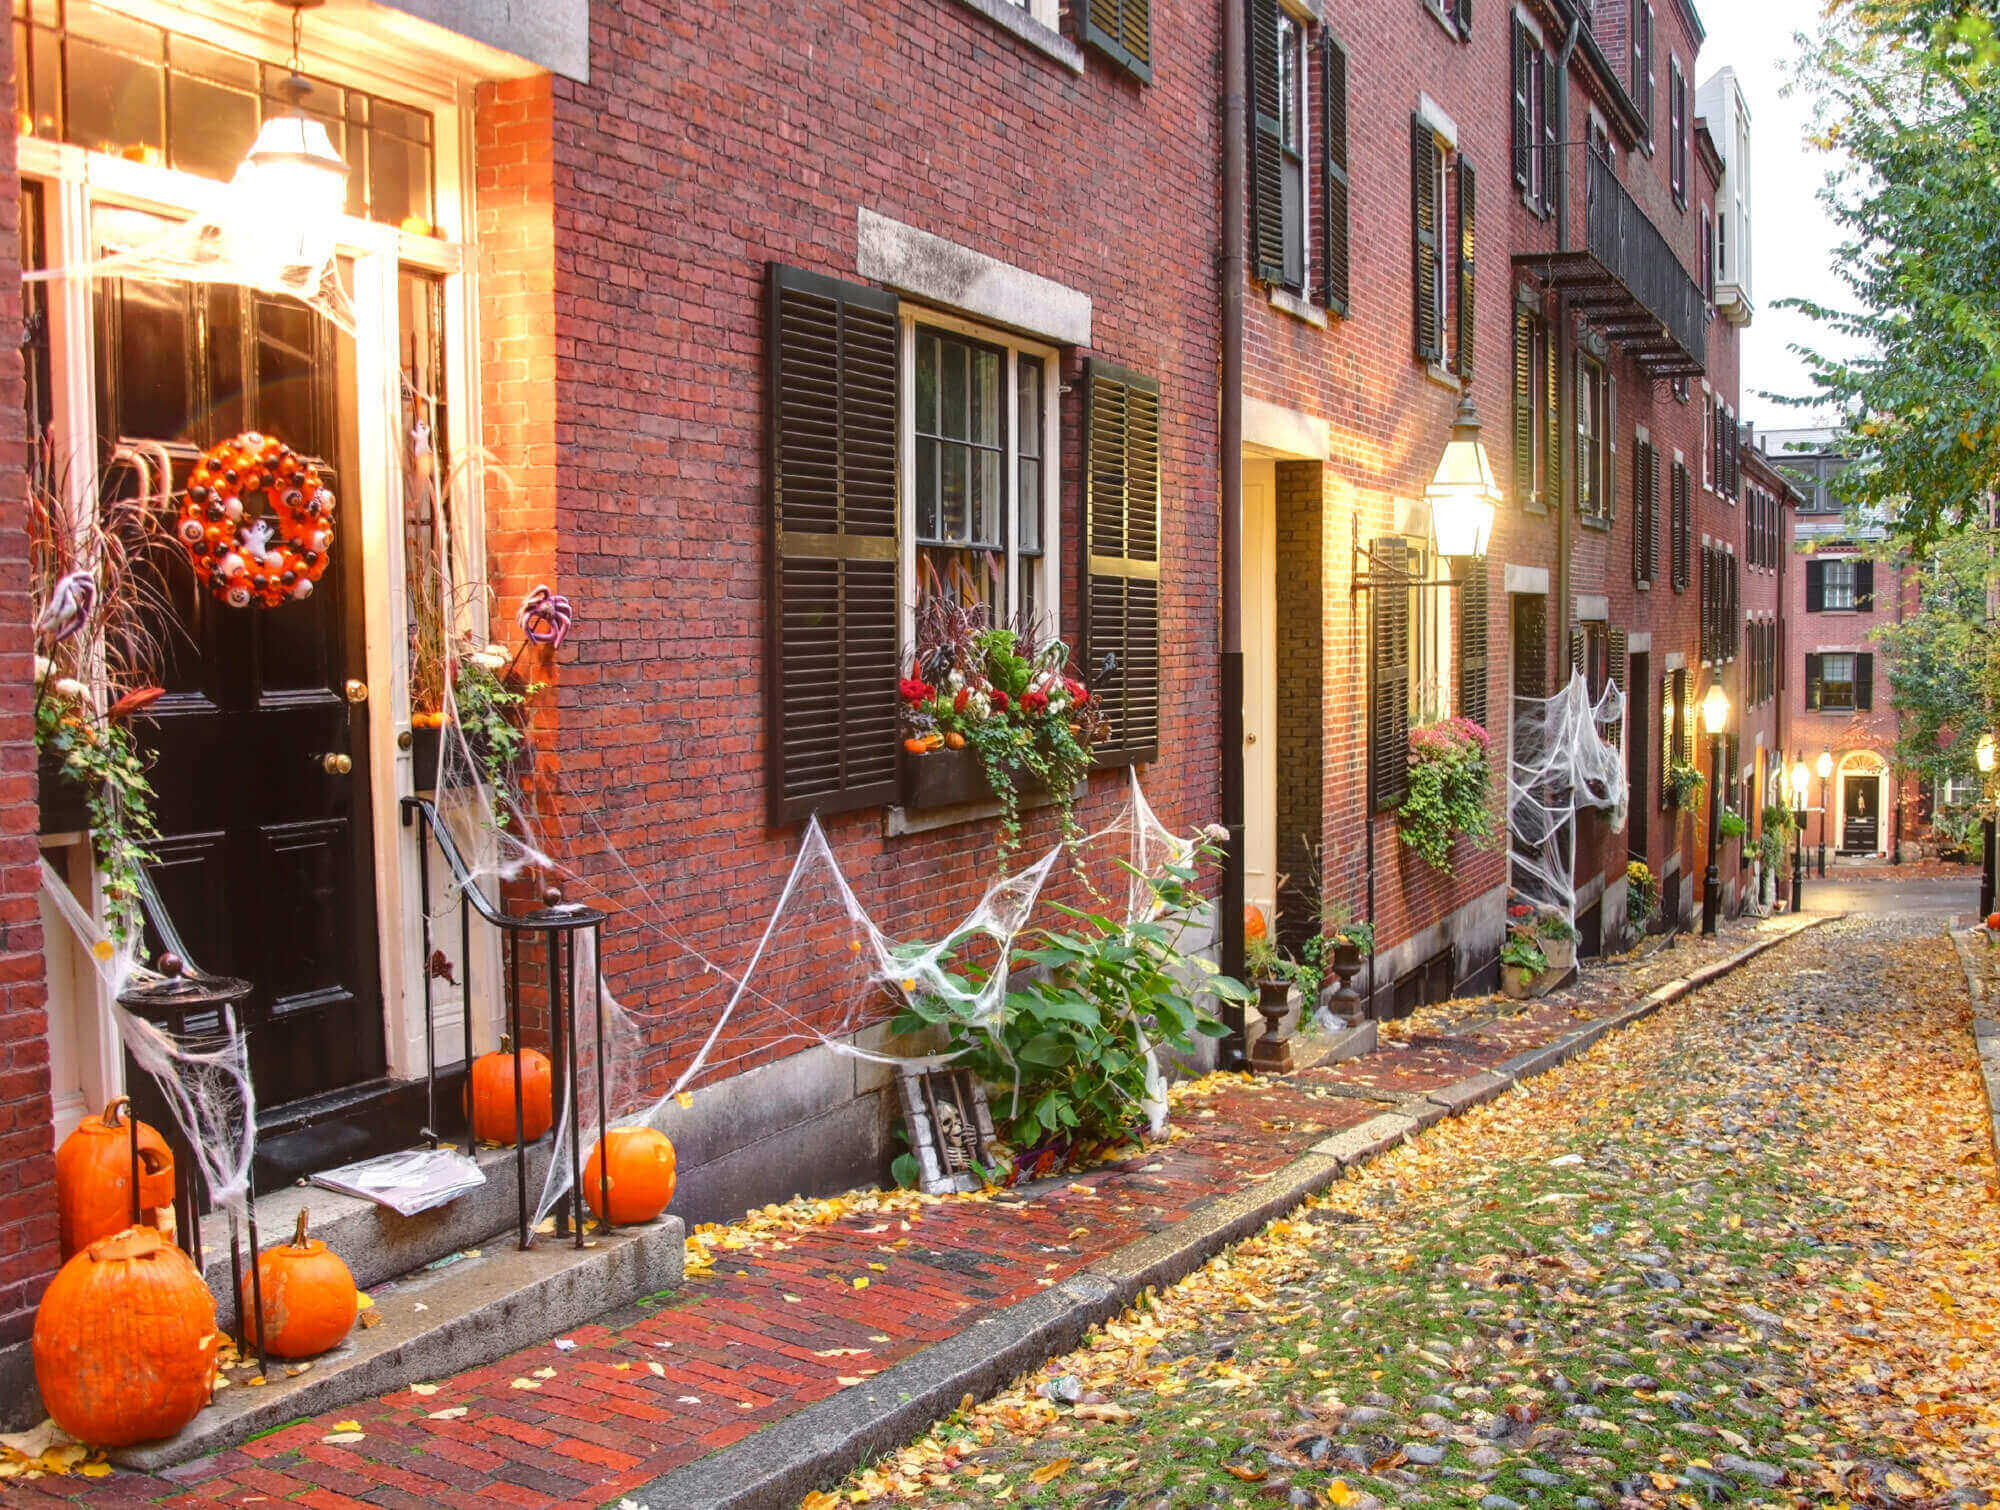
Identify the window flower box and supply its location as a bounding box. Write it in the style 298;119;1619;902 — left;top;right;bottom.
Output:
903;745;992;810
38;747;91;835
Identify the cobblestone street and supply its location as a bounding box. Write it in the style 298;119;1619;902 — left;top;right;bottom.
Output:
831;914;2000;1509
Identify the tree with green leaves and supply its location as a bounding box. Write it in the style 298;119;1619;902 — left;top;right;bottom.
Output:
1868;528;2000;790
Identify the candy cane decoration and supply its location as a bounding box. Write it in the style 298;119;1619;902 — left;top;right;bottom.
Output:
35;571;96;645
516;584;574;648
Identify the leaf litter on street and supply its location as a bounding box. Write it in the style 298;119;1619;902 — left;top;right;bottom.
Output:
818;917;2000;1508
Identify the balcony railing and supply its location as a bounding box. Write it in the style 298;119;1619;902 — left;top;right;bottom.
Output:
1516;144;1706;379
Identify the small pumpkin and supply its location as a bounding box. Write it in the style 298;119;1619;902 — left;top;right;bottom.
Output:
944;731;966;750
581;1126;678;1224
1244;905;1269;945
56;1096;176;1259
34;1226;218;1446
1987;911;2000;931
240;1210;359;1359
464;1037;554;1144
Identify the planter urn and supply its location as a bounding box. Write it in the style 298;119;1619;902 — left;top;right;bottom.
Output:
1249;978;1295;1073
1327;941;1365;1020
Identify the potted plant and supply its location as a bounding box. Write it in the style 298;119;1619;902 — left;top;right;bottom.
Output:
1665;760;1705;812
1244;936;1297;1070
1533;909;1578;975
1500;930;1549;1000
1396;717;1497;875
1625;860;1659;939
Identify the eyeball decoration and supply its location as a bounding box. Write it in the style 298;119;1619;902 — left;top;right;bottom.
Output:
516;584;574;648
177;431;335;608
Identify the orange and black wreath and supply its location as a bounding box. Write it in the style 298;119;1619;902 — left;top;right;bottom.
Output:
176;431;336;608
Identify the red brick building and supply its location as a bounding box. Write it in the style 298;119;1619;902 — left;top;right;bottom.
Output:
0;0;1782;1416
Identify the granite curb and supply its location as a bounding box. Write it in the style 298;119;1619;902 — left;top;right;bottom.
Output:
1948;923;2000;1171
618;915;1827;1510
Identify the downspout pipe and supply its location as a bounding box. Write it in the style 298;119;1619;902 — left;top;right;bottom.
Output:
1553;14;1582;661
1219;0;1249;1070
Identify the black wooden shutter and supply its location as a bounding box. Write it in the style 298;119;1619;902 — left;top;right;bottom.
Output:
1514;592;1549;700
1670;463;1690;592
1728;555;1740;658
1660;671;1675;797
1320;33;1350;315
1454;157;1476;380
1855;559;1875;611
1605;371;1618;521
1511;19;1531;191
1248;0;1286;284
1370;537;1411;811
1454;0;1471;39
1411;115;1441;365
1540;48;1558;209
1631;439;1652;585
1805;558;1825;612
1607;628;1627;748
1569;626;1585;680
1648;447;1662;582
1545;321;1563;508
1083;0;1153;81
1456;558;1488;729
1699;545;1712;660
1678;670;1695;766
1083;361;1163;766
1856;653;1874;710
1805;653;1822;711
766;264;902;824
1513;308;1534;505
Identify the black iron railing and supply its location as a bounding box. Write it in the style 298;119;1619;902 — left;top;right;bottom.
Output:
1582;148;1706;372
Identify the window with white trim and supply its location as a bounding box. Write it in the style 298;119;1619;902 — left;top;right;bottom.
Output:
1000;0;1061;26
905;316;1057;633
1816;652;1857;711
1407;543;1456;724
1819;558;1857;611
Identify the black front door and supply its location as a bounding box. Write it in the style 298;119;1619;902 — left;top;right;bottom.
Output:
1627;652;1651;859
96;224;383;1136
1843;774;1879;853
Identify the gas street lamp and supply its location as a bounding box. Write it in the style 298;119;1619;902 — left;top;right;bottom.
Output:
1979;734;1997;920
1701;684;1730;936
1789;758;1810;914
1815;747;1833;877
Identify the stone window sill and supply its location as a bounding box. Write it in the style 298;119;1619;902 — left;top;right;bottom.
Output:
944;0;1084;72
1268;285;1328;328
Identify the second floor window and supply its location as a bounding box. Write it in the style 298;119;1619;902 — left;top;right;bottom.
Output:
1576;353;1611;519
1277;12;1306;290
1632;0;1655;132
1669;58;1688;207
1806;556;1874;613
1812;652;1858;712
1511;19;1555;215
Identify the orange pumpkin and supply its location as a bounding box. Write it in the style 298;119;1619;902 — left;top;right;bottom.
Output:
1988;911;2000;931
1244;905;1269;944
240;1210;358;1359
56;1096;176;1259
34;1226;217;1446
581;1127;678;1224
464;1038;554;1144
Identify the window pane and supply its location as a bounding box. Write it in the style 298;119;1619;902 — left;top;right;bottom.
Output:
916;332;938;435
369;122;431;230
940;443;967;541
916;436;939;541
1018;461;1040;555
1017;361;1041;458
940;339;968;442
67;35;164;162
969;346;1000;447
974;449;1002;548
168;73;258;182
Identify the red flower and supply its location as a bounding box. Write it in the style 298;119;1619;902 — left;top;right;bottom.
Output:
1064;677;1089;706
899;677;933;704
954;687;971;713
1021;689;1049;715
992;689;1010;712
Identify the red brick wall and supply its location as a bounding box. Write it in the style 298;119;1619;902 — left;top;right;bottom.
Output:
493;0;1221;1087
0;14;57;1347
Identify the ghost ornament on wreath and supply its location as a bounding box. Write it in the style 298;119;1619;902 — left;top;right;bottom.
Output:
176;432;335;608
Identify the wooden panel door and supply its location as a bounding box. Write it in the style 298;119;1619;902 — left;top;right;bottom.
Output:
95;232;383;1120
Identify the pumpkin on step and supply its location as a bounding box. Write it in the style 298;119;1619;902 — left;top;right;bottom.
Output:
240;1211;359;1358
464;1037;554;1143
1244;905;1269;945
34;1226;218;1447
56;1096;176;1259
582;1126;677;1224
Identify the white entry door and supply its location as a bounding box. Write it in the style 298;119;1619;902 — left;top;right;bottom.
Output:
1242;460;1278;925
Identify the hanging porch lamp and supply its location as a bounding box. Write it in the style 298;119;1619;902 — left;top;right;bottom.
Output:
232;1;349;275
1424;391;1500;561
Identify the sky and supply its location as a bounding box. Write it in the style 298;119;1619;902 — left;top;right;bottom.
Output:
1696;0;1854;431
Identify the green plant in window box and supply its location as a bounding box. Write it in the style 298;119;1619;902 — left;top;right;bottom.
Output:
36;691;161;947
452;657;545;826
1665;760;1705;811
1395;716;1497;874
1718;808;1749;842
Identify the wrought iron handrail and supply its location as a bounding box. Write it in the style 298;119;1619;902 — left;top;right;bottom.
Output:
1582;147;1706;371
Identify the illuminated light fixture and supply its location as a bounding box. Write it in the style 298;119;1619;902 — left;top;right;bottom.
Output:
1979;732;1996;775
1790;760;1810;805
1816;747;1833;781
1424;391;1500;561
232;1;349;273
1700;681;1730;737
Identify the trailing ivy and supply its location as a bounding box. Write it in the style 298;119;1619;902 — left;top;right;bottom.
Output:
1396;717;1497;875
38;696;160;946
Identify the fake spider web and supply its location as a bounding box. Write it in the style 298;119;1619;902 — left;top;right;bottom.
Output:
1507;671;1629;928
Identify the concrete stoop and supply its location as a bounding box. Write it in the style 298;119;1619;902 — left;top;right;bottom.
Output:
112;1212;684;1471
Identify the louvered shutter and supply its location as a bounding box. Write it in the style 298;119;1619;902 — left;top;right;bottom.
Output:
1605;371;1618;520
1855;559;1875;611
1670;463;1690;592
1806;559;1825;612
1370;537;1411;811
1661;670;1676;799
1607;628;1627;747
1514;592;1548;700
1513;308;1534;506
1729;556;1740;659
1805;653;1822;711
1677;670;1696;766
1699;546;1712;660
1511;19;1531;191
1411;115;1442;365
766;264;902;824
1545;320;1563;509
1083;361;1163;766
1856;653;1874;710
1248;0;1286;284
1631;440;1652;585
1320;33;1350;315
1540;48;1559;208
1569;626;1585;680
1454;158;1476;380
1083;0;1153;81
1454;0;1471;38
1648;447;1662;582
1456;557;1489;730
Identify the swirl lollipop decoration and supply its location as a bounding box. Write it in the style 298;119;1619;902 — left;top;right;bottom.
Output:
516;585;574;649
34;572;97;645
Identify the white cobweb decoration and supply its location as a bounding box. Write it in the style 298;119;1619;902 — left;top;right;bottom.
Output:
1507;671;1629;927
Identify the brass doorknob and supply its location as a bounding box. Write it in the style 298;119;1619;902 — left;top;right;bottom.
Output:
344;679;369;704
321;752;353;775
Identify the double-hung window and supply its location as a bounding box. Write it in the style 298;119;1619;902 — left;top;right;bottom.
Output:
1668;58;1688;207
909;320;1055;629
1815;653;1857;712
1575;353;1610;520
1818;558;1857;611
1512;20;1553;215
1277;12;1307;291
1407;543;1454;725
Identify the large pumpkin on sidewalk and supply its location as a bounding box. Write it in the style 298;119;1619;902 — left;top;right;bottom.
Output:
240;1211;358;1358
56;1096;176;1259
581;1127;677;1224
464;1039;554;1143
34;1226;217;1447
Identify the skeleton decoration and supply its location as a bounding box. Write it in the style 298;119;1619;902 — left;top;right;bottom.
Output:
894;1067;996;1195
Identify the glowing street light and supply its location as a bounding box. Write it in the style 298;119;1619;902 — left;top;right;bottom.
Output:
1425;393;1499;561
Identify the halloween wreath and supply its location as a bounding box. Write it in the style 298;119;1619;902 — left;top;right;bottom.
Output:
175;432;335;608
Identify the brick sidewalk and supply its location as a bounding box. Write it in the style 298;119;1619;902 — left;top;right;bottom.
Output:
8;915;1791;1509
